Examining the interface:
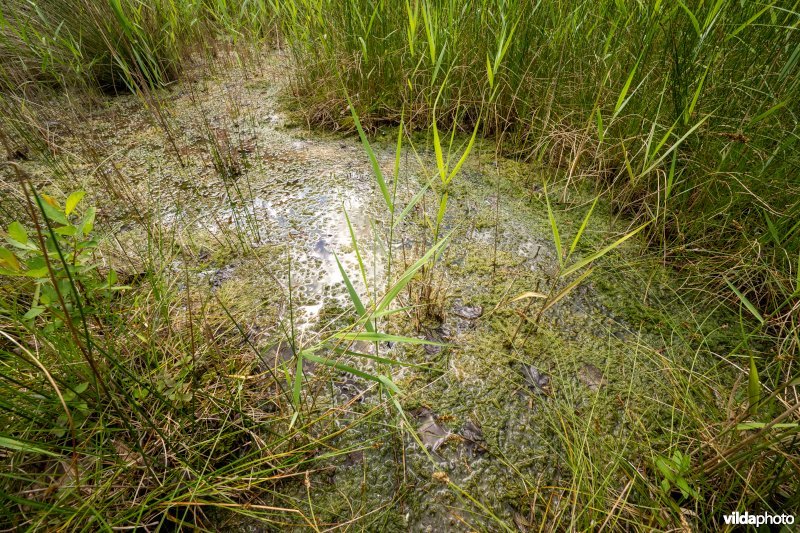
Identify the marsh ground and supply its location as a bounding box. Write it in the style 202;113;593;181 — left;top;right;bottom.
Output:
1;50;757;530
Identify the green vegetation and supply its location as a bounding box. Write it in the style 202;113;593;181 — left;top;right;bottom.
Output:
0;0;798;530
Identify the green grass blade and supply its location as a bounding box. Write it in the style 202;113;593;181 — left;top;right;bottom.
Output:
540;268;595;315
393;183;430;230
544;183;563;266
344;206;369;293
725;278;765;325
346;94;393;212
375;231;451;314
561;222;650;278
567;196;599;260
445;119;480;185
334;331;446;346
334;253;375;333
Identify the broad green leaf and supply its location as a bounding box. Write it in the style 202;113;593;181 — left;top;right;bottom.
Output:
80;207;96;235
7;221;27;245
0;247;20;271
39;201;69;226
23;306;45;320
53;225;77;237
24;267;49;278
65;190;85;216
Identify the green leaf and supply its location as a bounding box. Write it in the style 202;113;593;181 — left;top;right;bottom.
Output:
432;116;446;183
544;183;562;266
641;114;710;176
334;253;375;333
393;182;430;230
736;421;798;431
748;354;761;408
677;0;701;37
595;108;604;142
343;207;369;295
7;221;27;245
749;98;789;126
303;351;383;384
568;196;599;260
0;436;61;458
65;190;85;216
0;247;20;271
23;306;45;320
560;222;649;278
334;331;446;346
540;268;595;315
39;200;69;226
375;231;451;314
346;95;393;212
725;278;765;325
24;267;49;278
53;225;77;237
334;347;431;370
614;56;640;116
444;119;480;185
80;207;96;235
377;374;401;395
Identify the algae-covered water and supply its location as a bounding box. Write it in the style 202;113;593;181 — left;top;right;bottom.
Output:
12;52;738;531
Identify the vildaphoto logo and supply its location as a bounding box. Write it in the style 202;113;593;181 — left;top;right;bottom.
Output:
723;511;795;526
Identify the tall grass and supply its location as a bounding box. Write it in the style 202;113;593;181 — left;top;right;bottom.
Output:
277;0;799;365
0;0;277;94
